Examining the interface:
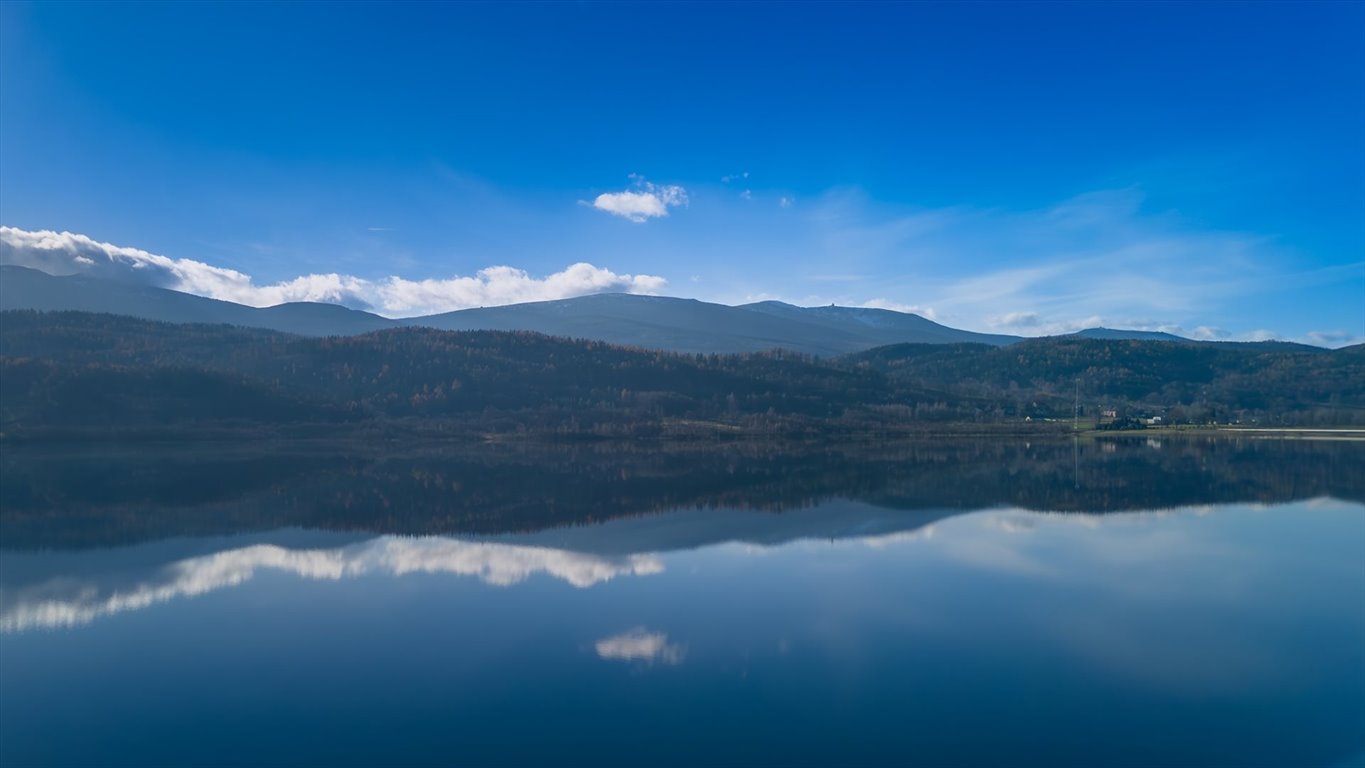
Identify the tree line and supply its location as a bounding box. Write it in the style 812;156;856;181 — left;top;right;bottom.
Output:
2;310;1362;435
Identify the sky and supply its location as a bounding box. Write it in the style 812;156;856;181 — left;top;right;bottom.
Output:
1;1;1362;345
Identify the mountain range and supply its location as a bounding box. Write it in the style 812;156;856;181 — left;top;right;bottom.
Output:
4;309;1361;436
0;265;1186;355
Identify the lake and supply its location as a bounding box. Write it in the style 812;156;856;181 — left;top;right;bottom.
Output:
1;436;1362;767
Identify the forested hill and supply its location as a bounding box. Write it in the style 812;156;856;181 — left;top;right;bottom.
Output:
0;311;902;434
1;310;1362;435
847;337;1365;425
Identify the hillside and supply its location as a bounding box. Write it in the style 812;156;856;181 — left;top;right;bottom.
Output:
0;311;907;434
847;337;1365;424
409;293;882;355
0;265;396;336
736;300;1018;347
2;311;1362;435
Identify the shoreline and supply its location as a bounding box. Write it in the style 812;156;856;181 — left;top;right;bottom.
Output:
4;421;1365;447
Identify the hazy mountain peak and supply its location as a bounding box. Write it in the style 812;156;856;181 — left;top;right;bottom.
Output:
1069;327;1190;342
0;266;1029;354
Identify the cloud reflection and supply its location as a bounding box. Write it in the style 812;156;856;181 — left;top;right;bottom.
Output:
595;628;685;665
0;537;664;632
2;503;1294;634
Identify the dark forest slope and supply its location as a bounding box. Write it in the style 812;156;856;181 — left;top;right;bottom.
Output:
2;311;1362;433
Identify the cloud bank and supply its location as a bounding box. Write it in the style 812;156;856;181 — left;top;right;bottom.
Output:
0;226;666;317
590;175;688;223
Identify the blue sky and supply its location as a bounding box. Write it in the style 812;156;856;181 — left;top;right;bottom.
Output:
1;1;1362;344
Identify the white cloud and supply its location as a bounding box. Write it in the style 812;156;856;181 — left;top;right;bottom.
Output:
1304;329;1362;347
373;264;667;316
595;628;685;665
1189;326;1230;341
0;226;667;317
0;536;665;632
859;298;938;320
980;313;1360;346
590;175;688;223
983;312;1207;339
1232;329;1362;346
995;311;1041;328
779;196;794;208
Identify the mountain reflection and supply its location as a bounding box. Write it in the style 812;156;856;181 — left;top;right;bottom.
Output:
3;436;1361;550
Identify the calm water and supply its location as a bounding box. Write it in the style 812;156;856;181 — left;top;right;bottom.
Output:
1;437;1362;767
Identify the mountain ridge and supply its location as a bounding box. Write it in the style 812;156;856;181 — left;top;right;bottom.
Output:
0;265;396;336
1068;327;1190;342
0;263;1243;355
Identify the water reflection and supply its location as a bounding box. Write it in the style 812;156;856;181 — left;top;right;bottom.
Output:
1;438;1361;767
0;497;947;633
6;497;1356;638
596;628;685;665
1;536;665;632
3;436;1361;549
